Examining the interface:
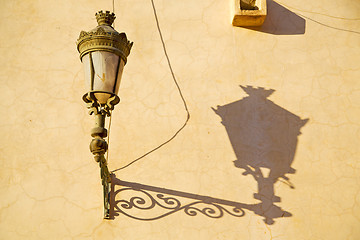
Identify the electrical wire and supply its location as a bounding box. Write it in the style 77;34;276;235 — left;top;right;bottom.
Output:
106;113;112;163
273;0;360;21
110;0;190;173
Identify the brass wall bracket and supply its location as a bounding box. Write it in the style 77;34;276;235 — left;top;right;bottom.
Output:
84;91;119;219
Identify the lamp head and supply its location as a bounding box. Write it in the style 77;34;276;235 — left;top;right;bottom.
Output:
77;10;133;106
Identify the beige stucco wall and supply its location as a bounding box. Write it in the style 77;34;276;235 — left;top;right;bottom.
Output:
1;0;360;239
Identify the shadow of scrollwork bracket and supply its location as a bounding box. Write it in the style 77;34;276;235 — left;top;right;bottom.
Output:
111;180;246;220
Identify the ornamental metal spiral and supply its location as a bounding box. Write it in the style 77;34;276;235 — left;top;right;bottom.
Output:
114;187;245;221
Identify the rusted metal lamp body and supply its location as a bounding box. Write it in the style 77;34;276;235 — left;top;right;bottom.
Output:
77;10;133;219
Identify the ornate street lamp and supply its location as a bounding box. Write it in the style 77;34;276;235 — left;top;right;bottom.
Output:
77;10;133;219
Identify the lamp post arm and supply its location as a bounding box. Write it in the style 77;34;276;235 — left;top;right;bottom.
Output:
90;112;111;219
99;154;111;219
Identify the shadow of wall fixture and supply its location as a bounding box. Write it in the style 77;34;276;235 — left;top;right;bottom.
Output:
76;10;133;219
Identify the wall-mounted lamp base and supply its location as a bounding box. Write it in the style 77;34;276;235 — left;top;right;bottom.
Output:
232;0;267;27
90;113;112;219
84;91;120;219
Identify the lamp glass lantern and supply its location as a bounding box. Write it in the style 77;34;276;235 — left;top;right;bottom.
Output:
77;10;133;108
76;10;133;219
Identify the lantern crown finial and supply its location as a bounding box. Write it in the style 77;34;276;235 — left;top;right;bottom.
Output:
77;10;133;62
96;10;116;26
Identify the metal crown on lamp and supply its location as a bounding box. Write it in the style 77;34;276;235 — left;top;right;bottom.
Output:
77;10;133;219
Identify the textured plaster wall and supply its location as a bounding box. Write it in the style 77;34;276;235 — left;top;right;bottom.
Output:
1;0;360;239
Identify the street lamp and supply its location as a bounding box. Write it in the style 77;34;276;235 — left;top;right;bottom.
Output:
77;10;133;219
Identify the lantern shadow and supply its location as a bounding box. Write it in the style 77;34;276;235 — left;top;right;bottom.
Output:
107;86;308;225
212;85;308;224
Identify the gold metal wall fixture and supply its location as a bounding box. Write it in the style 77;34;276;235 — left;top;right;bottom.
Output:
77;10;133;219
